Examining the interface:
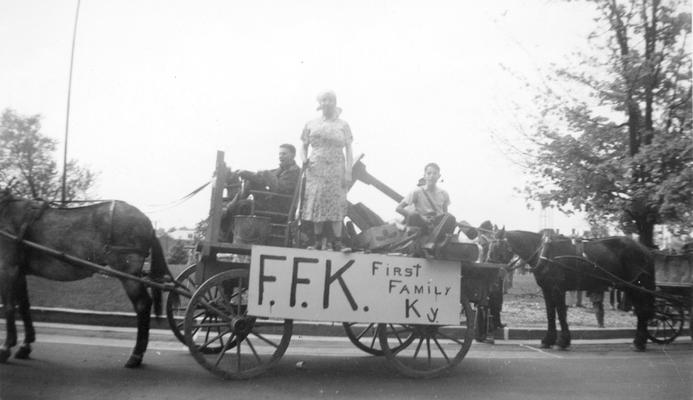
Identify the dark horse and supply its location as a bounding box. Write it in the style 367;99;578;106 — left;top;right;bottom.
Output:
0;188;171;367
490;229;655;351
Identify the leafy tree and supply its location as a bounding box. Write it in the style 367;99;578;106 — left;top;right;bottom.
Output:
194;218;209;242
167;240;189;265
519;0;692;247
0;108;96;201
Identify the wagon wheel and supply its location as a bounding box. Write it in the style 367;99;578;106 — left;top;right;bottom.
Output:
342;322;415;356
184;269;293;379
378;296;474;378
165;263;201;346
647;297;685;344
167;263;227;353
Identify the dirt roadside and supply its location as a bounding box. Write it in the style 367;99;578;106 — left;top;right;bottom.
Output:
502;272;638;328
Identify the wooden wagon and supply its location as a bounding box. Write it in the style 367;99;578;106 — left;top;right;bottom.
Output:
163;150;504;379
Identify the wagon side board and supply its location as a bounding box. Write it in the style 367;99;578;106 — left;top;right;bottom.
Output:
247;245;468;325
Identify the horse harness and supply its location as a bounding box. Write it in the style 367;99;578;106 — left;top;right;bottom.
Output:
103;200;151;257
16;201;50;244
10;199;150;260
537;237;658;295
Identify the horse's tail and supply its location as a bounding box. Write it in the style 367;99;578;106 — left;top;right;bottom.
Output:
149;231;171;317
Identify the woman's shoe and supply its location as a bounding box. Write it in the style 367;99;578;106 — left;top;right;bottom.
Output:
307;237;322;250
332;240;352;252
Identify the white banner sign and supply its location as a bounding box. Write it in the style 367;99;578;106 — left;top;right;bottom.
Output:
248;245;462;325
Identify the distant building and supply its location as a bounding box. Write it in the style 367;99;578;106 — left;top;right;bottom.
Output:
167;228;196;242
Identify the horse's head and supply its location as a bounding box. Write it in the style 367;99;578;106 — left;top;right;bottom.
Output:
479;224;513;264
487;235;514;264
494;226;506;240
492;229;544;265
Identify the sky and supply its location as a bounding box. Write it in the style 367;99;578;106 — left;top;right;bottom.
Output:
0;0;599;234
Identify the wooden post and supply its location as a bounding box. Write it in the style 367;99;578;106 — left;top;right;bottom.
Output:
351;156;404;203
203;151;226;257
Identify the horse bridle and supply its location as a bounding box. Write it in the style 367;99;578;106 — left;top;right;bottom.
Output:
485;236;528;272
491;234;545;272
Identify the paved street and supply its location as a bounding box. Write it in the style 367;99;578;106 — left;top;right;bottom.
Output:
1;323;691;400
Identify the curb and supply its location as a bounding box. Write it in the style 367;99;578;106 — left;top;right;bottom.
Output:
19;306;691;341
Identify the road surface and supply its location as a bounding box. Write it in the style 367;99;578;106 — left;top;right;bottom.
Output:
0;323;691;400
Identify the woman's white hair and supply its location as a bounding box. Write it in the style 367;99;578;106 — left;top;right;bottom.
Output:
316;90;337;102
315;90;341;116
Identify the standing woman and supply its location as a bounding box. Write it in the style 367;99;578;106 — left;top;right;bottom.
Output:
300;90;353;250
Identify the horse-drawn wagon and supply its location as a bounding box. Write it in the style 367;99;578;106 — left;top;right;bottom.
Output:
165;150;504;379
1;150;505;379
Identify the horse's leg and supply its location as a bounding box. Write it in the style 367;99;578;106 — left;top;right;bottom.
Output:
14;273;35;359
0;263;19;363
594;300;605;328
120;278;153;368
540;286;557;348
630;290;654;352
555;289;571;349
475;305;487;342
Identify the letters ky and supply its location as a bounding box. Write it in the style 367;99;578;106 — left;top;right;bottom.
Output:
405;299;439;323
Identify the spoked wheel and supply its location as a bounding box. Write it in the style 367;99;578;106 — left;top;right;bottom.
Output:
647;298;685;344
378;296;474;378
342;322;415;356
183;269;293;379
166;263;200;346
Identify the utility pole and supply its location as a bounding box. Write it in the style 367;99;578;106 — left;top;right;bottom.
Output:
61;0;82;204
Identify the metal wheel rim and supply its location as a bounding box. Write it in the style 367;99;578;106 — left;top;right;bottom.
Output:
647;299;684;344
343;322;415;356
165;263;199;346
378;296;475;378
183;268;293;379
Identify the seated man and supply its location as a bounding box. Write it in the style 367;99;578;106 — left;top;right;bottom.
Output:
396;163;449;229
221;143;301;241
395;163;459;256
235;143;301;196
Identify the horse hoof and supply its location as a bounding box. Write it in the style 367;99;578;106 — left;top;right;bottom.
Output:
0;349;10;364
631;344;646;352
124;354;143;368
557;340;571;350
14;345;31;359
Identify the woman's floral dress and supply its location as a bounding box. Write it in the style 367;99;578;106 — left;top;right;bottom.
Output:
301;116;352;222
